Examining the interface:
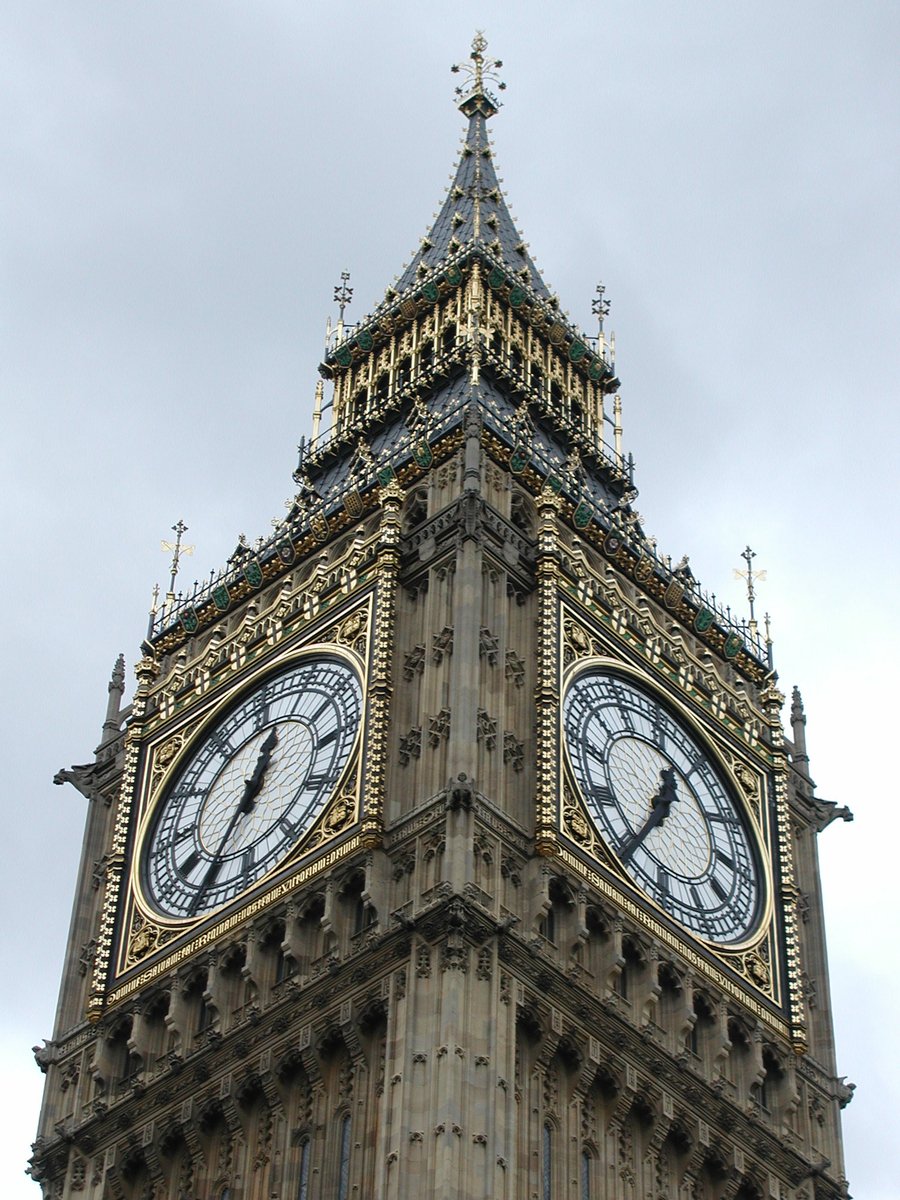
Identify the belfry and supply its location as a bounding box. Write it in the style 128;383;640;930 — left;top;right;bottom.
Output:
32;35;851;1200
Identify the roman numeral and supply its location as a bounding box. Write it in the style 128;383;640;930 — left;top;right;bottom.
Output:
278;814;299;838
710;876;728;902
177;850;200;878
583;741;605;767
590;784;615;805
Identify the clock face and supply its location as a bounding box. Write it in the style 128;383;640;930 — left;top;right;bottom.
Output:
563;669;762;944
141;654;362;919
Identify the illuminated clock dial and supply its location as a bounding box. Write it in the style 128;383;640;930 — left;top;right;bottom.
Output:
142;654;362;919
563;669;761;944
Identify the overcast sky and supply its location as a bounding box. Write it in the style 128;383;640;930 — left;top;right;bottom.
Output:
3;3;898;1196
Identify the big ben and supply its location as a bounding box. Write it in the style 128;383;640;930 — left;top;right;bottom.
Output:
30;35;852;1200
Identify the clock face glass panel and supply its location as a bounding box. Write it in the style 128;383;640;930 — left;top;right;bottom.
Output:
142;655;362;919
563;669;761;944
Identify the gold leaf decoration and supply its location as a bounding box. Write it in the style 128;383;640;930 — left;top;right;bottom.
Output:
562;617;602;666
331;609;368;656
150;733;185;795
128;914;160;964
323;788;357;836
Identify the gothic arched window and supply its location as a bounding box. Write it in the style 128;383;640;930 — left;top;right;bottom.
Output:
581;1150;592;1200
296;1136;311;1200
542;1123;553;1200
337;1114;352;1200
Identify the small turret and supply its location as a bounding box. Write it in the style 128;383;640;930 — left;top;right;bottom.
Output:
100;653;126;745
790;685;809;772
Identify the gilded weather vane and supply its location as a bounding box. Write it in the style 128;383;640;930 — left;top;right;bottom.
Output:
734;544;767;631
333;271;353;322
161;519;195;602
592;283;611;334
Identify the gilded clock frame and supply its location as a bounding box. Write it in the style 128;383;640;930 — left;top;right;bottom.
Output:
546;590;795;1037
560;653;775;951
106;594;375;1001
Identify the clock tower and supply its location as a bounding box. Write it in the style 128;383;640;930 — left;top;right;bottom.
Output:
31;36;852;1200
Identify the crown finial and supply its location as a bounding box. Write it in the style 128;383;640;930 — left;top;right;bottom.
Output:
451;32;506;118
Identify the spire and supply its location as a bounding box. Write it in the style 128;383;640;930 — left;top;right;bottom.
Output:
394;35;552;301
790;686;809;768
101;653;126;744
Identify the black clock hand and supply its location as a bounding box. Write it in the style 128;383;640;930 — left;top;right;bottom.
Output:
617;767;678;864
188;728;279;915
239;727;279;814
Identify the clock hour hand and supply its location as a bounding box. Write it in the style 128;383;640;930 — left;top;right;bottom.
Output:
187;728;279;916
238;727;279;815
617;767;678;864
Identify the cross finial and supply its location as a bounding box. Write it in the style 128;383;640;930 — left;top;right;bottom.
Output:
161;519;195;601
733;544;767;626
333;271;353;321
451;32;505;118
592;283;611;333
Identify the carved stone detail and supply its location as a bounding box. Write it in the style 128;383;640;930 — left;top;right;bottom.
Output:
502;731;524;771
504;648;526;687
427;708;451;747
398;727;422;766
402;643;426;679
479;626;500;665
476;709;498;751
432;626;454;664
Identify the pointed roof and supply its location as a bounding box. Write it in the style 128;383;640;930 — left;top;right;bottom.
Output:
394;109;552;301
385;33;551;303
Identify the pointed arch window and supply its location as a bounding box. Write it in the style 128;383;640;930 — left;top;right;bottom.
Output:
581;1150;592;1200
542;1123;553;1200
337;1114;352;1200
296;1136;311;1200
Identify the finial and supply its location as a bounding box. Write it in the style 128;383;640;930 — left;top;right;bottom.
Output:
102;653;126;742
613;394;624;468
147;582;160;639
312;378;325;442
764;611;774;670
333;271;353;322
734;545;766;631
593;282;612;362
592;283;611;334
451;32;506;118
161;519;195;603
790;685;809;767
110;652;125;691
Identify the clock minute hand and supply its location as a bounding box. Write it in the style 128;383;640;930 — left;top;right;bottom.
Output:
187;728;279;916
617;768;678;864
